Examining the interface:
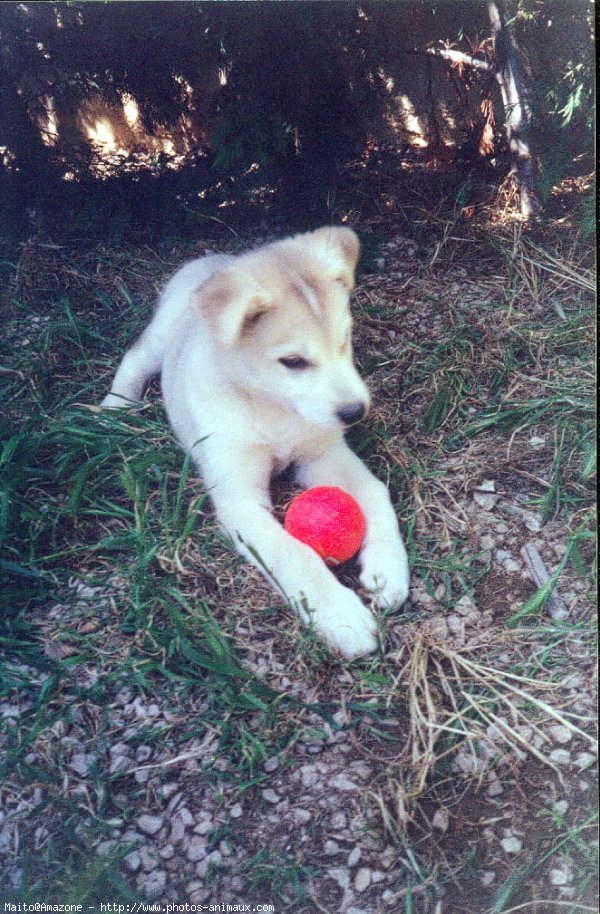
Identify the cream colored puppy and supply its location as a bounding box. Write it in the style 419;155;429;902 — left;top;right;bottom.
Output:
102;227;409;658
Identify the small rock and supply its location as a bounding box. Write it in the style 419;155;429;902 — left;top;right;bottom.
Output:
124;850;141;872
523;513;542;532
137;814;164;836
324;840;340;856
474;492;499;511
549;749;572;766
264;755;279;773
138;869;166;899
179;808;195;827
300;765;319;788
327;867;350;890
454;595;477;616
347;847;362;867
95;840;116;858
330;772;358;791
486;780;504;797
109;755;130;776
574;751;596;770
136;745;152;763
500;836;523;854
70;753;96;776
380;846;396;869
166;791;183;813
293;809;312;825
432;808;450;832
185;836;208;862
354;867;372;892
480;870;496;887
262;788;280;804
109;741;131;759
139;845;159;872
549;724;573;744
170;818;186;844
550;865;573;886
230;802;243;819
193;812;213;835
157;782;179;799
330;811;347;830
447;614;463;634
476;480;496;492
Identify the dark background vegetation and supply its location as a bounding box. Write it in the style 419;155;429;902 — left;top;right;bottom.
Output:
0;0;595;250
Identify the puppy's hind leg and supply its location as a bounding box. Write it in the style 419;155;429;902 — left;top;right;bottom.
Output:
101;326;165;408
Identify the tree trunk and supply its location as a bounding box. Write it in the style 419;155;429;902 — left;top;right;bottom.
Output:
487;0;541;217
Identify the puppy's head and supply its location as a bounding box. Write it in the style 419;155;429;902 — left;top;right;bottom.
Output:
195;226;370;429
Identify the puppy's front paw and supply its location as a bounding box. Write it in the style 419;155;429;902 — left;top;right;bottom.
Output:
311;588;378;660
360;544;410;610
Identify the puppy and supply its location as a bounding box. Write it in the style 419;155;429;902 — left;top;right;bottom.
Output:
102;227;409;658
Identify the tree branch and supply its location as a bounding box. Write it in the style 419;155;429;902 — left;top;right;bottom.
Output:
422;46;492;73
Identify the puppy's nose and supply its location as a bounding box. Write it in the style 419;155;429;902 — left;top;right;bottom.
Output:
336;402;367;426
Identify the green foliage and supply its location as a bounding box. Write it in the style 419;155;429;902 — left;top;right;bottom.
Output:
211;103;293;175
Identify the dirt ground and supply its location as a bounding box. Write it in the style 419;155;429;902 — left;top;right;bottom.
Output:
0;161;597;912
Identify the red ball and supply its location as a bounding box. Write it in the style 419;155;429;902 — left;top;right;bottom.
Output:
284;486;366;565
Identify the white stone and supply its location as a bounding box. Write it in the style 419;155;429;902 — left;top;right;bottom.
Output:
327;867;350;890
293;808;312;825
354;867;372;892
324;840;340;856
550;866;572;886
70;753;96;776
347;847;362;867
139;846;159;872
549;724;573;744
454;595;477;616
136;814;164;836
185;836;208;862
330;811;347;830
124;850;141;872
300;765;319;788
330;772;358;791
139;869;166;899
474;492;499;510
500;837;522;854
432;808;450;832
549;749;572;766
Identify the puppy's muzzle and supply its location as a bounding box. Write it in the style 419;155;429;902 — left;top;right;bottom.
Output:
336;402;367;427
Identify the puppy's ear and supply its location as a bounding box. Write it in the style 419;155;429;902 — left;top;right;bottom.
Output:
195;268;273;346
308;226;361;289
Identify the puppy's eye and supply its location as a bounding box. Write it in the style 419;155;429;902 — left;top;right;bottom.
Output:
279;356;311;370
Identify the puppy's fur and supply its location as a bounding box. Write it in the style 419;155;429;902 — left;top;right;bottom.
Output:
102;227;409;658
